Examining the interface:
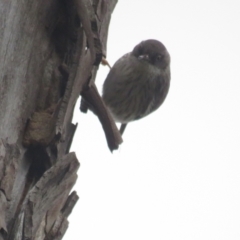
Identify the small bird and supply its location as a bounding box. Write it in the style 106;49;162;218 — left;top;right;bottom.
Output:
102;39;171;135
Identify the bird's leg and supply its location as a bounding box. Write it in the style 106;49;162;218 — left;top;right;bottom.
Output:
101;57;112;69
119;123;127;135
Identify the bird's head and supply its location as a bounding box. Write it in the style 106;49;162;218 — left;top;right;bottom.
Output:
131;39;170;69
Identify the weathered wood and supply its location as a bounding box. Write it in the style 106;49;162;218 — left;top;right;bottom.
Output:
0;191;7;234
81;83;122;151
23;153;79;239
0;0;118;239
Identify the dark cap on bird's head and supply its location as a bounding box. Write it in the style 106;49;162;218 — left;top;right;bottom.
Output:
131;39;170;69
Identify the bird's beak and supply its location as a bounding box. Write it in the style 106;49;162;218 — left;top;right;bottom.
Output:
138;54;149;61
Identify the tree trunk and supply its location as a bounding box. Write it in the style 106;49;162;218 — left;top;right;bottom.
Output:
0;0;119;239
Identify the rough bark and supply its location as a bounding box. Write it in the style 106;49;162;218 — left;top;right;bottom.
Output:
0;0;119;239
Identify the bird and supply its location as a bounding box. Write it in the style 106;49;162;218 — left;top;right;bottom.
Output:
102;39;171;135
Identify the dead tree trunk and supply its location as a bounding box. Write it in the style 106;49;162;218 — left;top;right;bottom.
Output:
0;0;120;239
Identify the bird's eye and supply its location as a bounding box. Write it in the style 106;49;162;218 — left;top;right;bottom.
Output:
156;55;163;61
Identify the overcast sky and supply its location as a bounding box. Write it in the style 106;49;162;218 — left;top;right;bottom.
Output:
65;1;240;239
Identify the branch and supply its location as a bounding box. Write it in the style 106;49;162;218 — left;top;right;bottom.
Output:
81;82;122;151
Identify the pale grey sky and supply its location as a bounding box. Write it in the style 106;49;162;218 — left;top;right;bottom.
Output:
65;1;240;239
